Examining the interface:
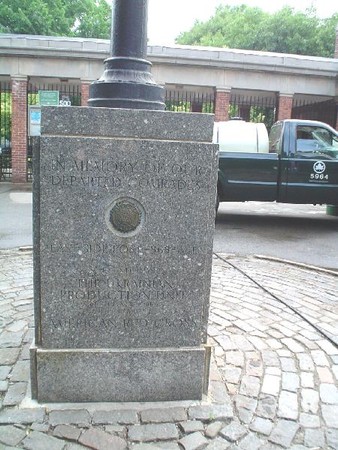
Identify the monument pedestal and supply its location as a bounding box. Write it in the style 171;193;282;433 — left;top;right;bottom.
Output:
31;345;209;403
31;107;217;403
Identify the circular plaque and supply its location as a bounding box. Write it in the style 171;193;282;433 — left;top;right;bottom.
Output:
106;197;145;236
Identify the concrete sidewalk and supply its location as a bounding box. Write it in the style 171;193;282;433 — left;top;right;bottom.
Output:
0;249;337;449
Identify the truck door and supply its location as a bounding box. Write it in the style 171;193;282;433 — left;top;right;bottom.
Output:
285;123;338;205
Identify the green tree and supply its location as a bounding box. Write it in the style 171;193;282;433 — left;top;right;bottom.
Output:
75;0;111;39
177;5;338;57
0;0;111;38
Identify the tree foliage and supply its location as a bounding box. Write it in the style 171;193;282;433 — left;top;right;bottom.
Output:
176;5;338;57
0;0;111;39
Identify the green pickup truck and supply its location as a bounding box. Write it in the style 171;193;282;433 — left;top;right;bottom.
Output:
216;119;338;209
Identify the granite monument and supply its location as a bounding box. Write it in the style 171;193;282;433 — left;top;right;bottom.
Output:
30;0;218;403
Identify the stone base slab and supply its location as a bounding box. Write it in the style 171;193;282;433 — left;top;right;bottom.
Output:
30;344;209;403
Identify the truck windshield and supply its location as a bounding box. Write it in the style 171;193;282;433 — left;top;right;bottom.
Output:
295;125;338;160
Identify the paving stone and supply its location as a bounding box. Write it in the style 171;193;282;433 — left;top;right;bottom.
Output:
53;424;82;441
319;383;338;404
317;339;338;355
180;421;205;434
219;421;247;442
288;446;309;450
261;375;280;396
237;408;254;425
280;358;297;372
21;430;66;450
237;432;262;449
140;407;187;424
245;355;263;377
2;382;27;406
0;425;26;446
9;360;30;382
204;437;231;449
64;444;90;450
152;443;181;450
0;381;8;392
129;445;169;450
226;351;244;367
0;409;45;424
282;372;299;392
179;431;209;450
205;421;224;438
7;320;27;333
188;405;233;421
0;367;11;381
249;417;273;435
277;391;299;420
311;350;330;366
49;409;91;426
104;425;126;436
300;372;314;388
304;428;325;448
0;331;24;348
234;395;257;413
79;428;127;450
332;364;338;380
316;366;334;383
0;348;20;366
269;420;299;448
322;404;338;428
233;395;256;423
223;367;241;384
256;395;277;419
30;423;50;432
326;428;338;449
209;381;231;404
264;367;281;377
239;376;260;397
299;413;320;428
301;389;319;414
281;339;304;353
131;444;180;450
128;424;179;442
92;409;138;425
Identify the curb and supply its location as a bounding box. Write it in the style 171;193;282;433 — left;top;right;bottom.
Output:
254;254;338;276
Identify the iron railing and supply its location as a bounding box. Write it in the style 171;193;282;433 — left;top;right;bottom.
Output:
27;83;82;181
0;81;12;181
230;93;277;131
165;90;215;113
292;98;337;128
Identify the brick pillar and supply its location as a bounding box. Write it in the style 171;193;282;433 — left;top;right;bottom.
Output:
277;94;293;121
11;76;28;183
81;81;91;106
214;88;230;122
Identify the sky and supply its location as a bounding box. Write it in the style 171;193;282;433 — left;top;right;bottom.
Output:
147;0;338;45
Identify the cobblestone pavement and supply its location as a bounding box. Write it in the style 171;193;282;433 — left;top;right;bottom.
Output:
0;249;337;450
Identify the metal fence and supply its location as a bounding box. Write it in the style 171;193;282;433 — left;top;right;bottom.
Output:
27;83;82;107
165;90;215;113
1;82;337;182
26;83;82;181
230;93;277;131
292;98;337;128
0;81;12;181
